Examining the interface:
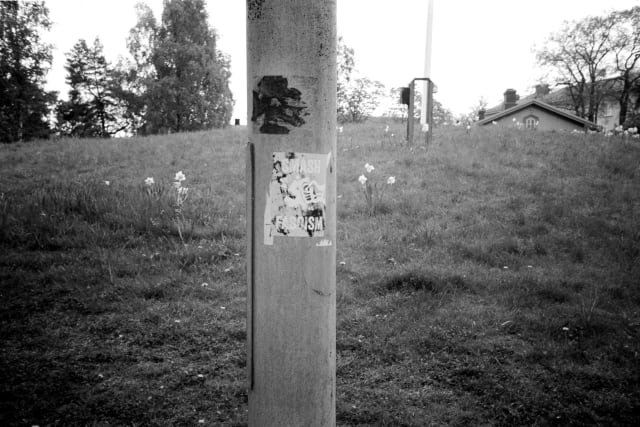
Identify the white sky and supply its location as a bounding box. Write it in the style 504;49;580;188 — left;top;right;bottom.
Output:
44;0;640;121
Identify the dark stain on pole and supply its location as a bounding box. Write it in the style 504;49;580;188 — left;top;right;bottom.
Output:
247;0;266;20
252;76;309;134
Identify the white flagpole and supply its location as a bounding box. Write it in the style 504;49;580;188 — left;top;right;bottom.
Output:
421;0;434;130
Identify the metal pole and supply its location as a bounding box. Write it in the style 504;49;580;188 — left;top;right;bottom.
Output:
426;79;433;146
247;1;336;426
407;80;415;145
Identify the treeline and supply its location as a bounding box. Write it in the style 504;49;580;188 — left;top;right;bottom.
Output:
2;0;448;143
0;0;233;142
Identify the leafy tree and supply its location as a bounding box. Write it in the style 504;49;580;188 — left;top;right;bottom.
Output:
609;6;640;126
0;0;55;142
536;14;617;122
127;0;233;134
337;35;355;117
338;77;385;123
56;38;127;137
432;98;454;127
468;96;488;123
336;37;385;123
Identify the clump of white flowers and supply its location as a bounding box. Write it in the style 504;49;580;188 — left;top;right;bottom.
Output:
142;171;190;242
358;162;396;216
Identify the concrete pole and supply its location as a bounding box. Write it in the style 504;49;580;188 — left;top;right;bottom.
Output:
246;1;336;426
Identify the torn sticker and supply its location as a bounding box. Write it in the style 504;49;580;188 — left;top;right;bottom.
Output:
252;76;309;134
264;152;329;244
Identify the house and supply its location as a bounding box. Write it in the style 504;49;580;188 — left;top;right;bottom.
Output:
477;89;597;132
480;80;640;131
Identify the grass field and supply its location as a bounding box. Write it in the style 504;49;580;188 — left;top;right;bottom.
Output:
1;122;639;426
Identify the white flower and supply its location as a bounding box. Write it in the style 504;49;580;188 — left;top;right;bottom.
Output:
358;174;367;185
174;171;186;182
364;163;374;173
144;177;154;186
492;121;498;125
338;126;344;133
384;125;389;133
104;180;110;186
386;176;396;185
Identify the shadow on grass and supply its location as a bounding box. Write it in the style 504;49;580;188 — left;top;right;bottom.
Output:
383;270;474;294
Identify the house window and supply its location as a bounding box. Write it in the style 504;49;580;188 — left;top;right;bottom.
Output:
524;115;539;129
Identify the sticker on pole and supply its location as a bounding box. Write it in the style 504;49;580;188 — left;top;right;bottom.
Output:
264;152;330;245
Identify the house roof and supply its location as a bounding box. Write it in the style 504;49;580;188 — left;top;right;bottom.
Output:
485;75;640;117
476;99;598;128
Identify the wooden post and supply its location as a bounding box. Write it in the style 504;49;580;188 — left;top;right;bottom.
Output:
407;80;415;145
246;1;336;426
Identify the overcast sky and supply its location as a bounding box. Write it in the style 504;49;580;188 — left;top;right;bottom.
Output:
44;0;639;121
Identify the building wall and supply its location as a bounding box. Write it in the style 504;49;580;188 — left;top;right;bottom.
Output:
490;106;586;132
598;93;639;129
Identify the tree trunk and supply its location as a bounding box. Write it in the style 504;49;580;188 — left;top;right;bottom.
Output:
618;76;631;126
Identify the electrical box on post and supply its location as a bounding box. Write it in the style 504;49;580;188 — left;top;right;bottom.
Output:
401;87;410;105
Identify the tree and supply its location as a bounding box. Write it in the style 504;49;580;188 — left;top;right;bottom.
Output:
0;1;55;142
337;35;355;118
336;36;385;122
56;38;128;137
127;0;233;134
467;96;487;123
609;6;640;126
432;99;454;127
338;77;385;123
536;14;617;122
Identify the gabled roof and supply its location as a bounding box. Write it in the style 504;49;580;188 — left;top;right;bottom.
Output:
485;75;640;117
477;99;597;128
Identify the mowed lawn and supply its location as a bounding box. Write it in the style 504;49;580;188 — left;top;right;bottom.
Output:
1;123;639;426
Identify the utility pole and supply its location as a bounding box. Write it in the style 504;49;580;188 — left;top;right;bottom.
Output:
246;1;336;426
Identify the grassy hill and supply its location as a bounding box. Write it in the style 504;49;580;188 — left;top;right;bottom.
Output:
1;123;639;426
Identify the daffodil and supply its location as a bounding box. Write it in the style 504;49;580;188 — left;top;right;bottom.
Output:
358;174;367;185
364;163;374;173
144;177;154;186
386;176;396;185
174;171;186;182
